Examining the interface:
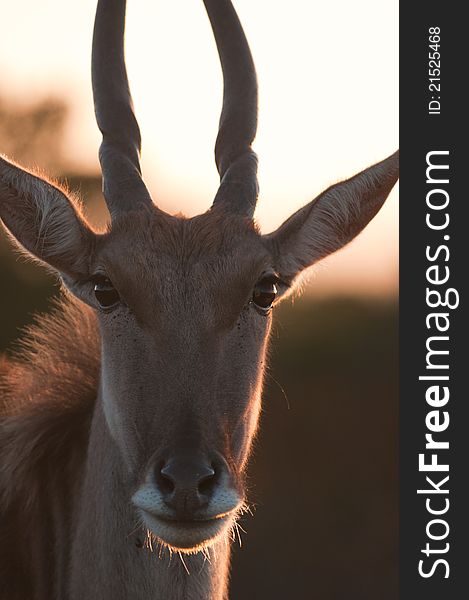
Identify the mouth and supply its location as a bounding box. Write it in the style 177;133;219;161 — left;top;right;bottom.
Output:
138;509;235;553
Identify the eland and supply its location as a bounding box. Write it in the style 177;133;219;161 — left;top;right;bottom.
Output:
0;0;399;598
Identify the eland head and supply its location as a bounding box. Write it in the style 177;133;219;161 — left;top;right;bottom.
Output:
0;0;398;555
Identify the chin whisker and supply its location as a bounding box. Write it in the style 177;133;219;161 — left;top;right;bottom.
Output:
178;551;191;575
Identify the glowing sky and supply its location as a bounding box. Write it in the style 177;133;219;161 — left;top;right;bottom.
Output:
0;0;398;295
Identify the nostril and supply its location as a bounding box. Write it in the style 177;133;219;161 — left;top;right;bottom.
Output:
198;465;217;497
157;465;176;496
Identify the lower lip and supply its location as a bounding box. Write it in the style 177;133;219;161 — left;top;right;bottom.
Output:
140;510;230;550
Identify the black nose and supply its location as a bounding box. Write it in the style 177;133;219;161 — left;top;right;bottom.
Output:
156;455;218;520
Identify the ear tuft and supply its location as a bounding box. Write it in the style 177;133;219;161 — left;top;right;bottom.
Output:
0;155;94;278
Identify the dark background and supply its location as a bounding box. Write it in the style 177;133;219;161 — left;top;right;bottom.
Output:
0;98;398;599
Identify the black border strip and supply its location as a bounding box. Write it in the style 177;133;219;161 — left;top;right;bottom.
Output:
400;3;467;597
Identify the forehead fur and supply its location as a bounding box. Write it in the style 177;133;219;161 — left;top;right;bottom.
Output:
106;207;262;261
93;207;271;323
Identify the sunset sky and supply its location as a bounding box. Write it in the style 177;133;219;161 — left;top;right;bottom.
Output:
0;0;398;295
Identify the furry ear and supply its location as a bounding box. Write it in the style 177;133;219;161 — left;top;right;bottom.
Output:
264;151;399;289
0;155;94;279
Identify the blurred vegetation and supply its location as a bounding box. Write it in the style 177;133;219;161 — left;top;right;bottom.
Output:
0;97;397;599
0;97;66;172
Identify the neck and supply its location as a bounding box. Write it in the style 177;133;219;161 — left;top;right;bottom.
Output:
70;400;231;600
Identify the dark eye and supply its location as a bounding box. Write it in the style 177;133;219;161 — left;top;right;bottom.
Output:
252;278;278;313
93;277;120;310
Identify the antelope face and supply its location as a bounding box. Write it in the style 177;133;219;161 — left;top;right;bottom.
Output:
0;0;399;555
91;209;275;550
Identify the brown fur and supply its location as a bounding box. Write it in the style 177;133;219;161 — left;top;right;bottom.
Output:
0;297;99;598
